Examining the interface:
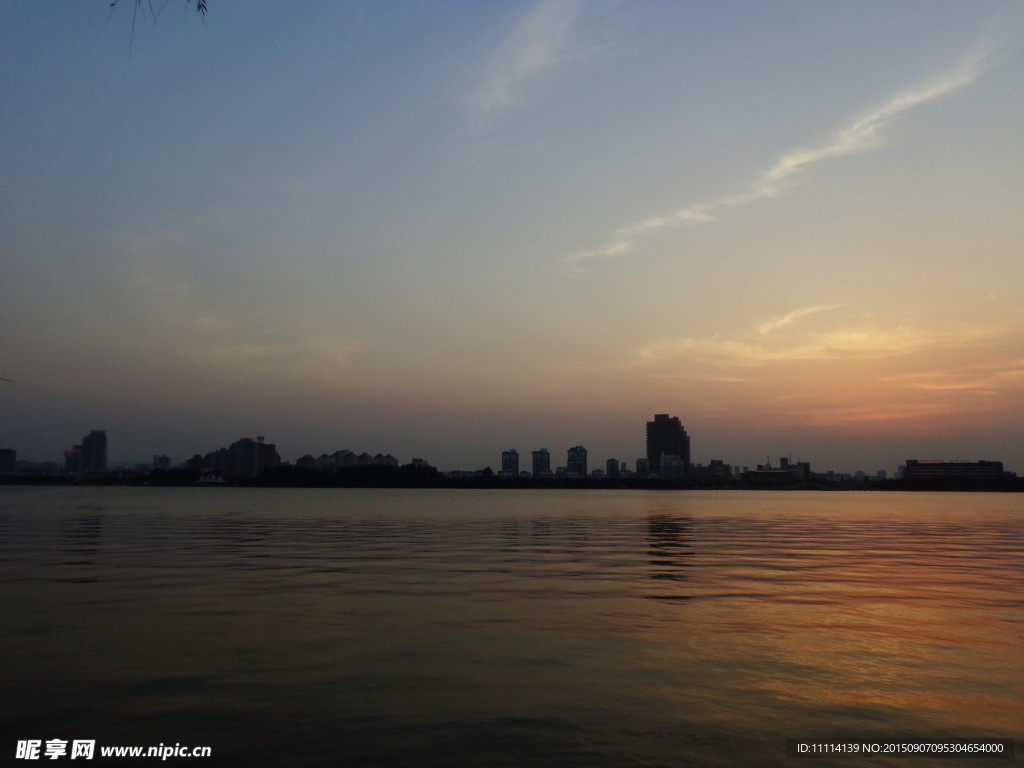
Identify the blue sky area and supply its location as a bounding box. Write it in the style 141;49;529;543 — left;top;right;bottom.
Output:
2;1;1023;473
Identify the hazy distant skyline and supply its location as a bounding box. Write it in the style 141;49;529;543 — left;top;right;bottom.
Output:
3;2;1023;473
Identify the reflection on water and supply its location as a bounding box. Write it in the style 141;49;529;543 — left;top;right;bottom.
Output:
0;487;1021;767
647;514;693;585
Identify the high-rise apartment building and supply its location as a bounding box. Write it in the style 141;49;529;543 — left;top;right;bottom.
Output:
501;449;520;476
532;449;551;477
81;430;107;471
204;436;280;480
63;430;107;473
567;446;587;478
646;414;690;477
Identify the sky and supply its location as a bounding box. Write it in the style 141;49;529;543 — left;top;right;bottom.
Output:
2;1;1024;474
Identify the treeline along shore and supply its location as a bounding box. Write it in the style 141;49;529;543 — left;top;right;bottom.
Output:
4;463;1024;492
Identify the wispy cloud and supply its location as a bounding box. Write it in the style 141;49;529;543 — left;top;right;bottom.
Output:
626;308;1019;427
566;44;992;267
804;401;980;426
757;304;843;335
464;0;584;131
638;326;933;366
636;309;990;367
881;360;1024;394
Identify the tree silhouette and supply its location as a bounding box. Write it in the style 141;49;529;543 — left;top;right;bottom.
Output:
110;1;206;15
110;1;208;54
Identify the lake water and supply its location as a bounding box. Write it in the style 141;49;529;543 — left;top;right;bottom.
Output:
1;487;1021;766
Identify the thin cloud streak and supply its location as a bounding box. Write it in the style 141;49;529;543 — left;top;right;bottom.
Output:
636;310;993;367
637;328;930;366
805;401;983;426
881;360;1024;393
757;304;843;335
567;45;992;266
464;0;583;131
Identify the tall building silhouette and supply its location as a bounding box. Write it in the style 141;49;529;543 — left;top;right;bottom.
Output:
501;449;520;476
204;436;280;480
532;449;551;477
646;414;690;477
567;446;588;478
80;430;107;472
64;430;107;474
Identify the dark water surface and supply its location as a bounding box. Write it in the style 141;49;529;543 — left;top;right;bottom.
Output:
1;487;1021;766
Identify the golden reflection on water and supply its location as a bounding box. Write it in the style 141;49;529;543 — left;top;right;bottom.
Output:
0;488;1021;766
635;499;1024;740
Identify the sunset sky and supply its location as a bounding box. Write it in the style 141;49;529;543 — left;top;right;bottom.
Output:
3;1;1023;474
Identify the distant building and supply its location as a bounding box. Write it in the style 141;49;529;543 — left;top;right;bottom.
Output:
691;459;733;483
64;447;81;474
204;436;280;480
313;449;399;472
152;455;172;471
567;446;587;478
501;449;520;476
646;414;690;477
64;430;106;474
80;430;107;472
711;459;732;478
779;457;810;480
903;460;1007;481
636;457;650;477
197;469;227;485
605;458;620;478
741;463;796;485
532;449;551;477
660;455;686;481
